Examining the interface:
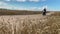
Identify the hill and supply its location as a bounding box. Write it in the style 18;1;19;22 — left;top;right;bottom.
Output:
0;9;43;15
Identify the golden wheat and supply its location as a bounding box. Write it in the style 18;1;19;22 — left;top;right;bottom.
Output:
0;12;60;34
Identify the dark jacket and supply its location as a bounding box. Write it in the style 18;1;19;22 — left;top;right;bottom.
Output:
42;8;46;15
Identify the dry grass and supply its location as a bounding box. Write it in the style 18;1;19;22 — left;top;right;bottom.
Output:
0;12;60;34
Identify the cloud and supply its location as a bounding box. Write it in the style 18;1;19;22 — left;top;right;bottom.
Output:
38;5;48;11
0;6;12;9
29;5;48;11
0;1;7;5
41;0;47;1
16;0;47;2
2;0;47;2
16;0;40;2
29;0;40;2
16;0;26;2
42;5;47;10
42;5;47;9
0;1;12;9
5;0;11;1
30;7;37;10
0;0;48;10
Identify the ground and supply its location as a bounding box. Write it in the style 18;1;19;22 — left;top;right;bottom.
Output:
0;12;60;34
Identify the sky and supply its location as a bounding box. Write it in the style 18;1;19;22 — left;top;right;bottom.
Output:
0;0;60;11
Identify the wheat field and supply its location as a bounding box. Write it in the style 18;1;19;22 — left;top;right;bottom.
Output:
0;12;60;34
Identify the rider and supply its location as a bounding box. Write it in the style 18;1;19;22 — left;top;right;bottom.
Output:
42;8;46;15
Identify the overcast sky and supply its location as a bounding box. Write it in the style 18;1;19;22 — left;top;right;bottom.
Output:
0;0;60;11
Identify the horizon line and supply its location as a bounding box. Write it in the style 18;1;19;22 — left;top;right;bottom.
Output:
0;8;60;11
